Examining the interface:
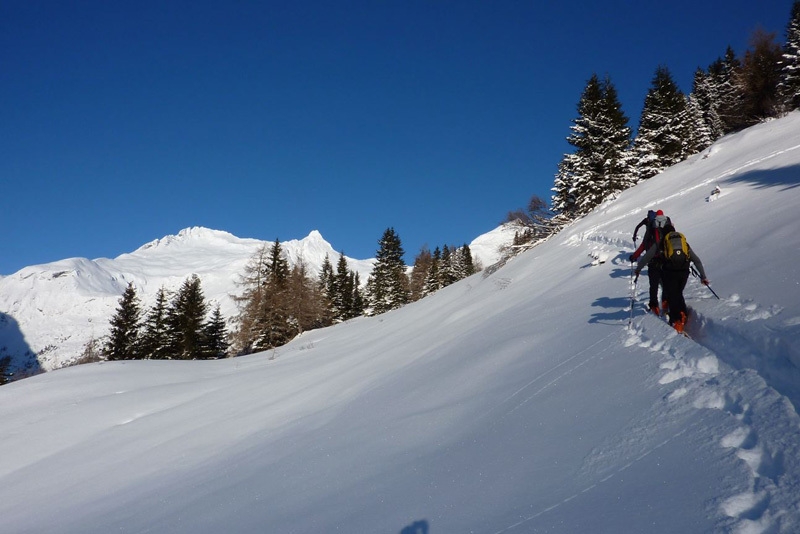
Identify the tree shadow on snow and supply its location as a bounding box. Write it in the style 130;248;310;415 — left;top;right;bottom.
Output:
721;164;800;191
399;519;429;534
589;296;631;324
0;312;42;384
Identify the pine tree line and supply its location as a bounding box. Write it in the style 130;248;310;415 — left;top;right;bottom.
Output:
319;252;366;323
408;243;477;301
100;229;479;362
552;3;800;218
104;276;229;361
229;239;334;355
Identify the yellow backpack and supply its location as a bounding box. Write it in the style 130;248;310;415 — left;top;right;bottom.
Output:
663;231;690;269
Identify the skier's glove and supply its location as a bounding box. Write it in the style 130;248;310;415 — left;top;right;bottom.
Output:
701;278;710;286
628;254;635;262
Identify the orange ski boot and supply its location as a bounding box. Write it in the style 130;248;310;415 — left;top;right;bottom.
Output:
674;311;688;334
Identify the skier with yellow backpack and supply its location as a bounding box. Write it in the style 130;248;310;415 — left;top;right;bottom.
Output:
635;223;709;333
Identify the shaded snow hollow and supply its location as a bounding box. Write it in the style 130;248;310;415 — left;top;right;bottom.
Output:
1;114;800;533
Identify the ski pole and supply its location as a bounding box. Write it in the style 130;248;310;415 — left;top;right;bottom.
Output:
691;266;720;299
628;262;638;326
704;283;720;300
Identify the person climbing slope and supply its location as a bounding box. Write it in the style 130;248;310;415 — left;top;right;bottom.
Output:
635;223;709;333
630;210;671;315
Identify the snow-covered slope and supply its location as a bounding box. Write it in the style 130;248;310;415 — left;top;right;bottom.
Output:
0;114;799;533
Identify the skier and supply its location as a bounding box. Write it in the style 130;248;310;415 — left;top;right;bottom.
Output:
635;224;709;333
629;210;671;315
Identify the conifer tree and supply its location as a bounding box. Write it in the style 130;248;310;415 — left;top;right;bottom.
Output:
139;286;171;360
332;252;352;320
318;254;335;318
105;282;142;361
598;79;635;193
349;272;366;318
709;47;745;133
439;245;457;287
633;66;690;180
232;241;331;354
252;239;295;351
738;28;783;125
454;244;476;279
230;244;271;355
286;259;327;333
779;0;800;111
684;92;714;153
689;67;724;144
555;74;633;214
409;246;433;302
423;247;442;297
551;153;581;217
366;227;409;315
565;74;606;212
166;274;208;360
201;304;229;359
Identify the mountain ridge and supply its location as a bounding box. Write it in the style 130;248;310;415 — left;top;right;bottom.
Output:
0;225;515;373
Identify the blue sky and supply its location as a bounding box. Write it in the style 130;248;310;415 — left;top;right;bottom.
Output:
1;1;793;274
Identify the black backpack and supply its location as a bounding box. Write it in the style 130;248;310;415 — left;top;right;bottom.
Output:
643;213;669;253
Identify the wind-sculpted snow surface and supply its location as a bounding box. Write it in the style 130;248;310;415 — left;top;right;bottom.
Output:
0;114;799;532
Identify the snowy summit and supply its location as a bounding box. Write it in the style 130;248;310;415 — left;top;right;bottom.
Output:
1;113;800;532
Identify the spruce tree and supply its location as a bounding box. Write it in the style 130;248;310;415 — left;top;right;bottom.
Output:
318;254;335;319
551;153;581;217
105;282;142;361
709;47;745;133
332;252;352;320
455;244;476;279
566;74;606;212
598;78;635;193
423;247;442;297
349;272;366;319
633;66;690;180
366;227;409;315
739;28;783;125
439;245;457;287
139;286;171;360
556;74;633;214
202;304;229;359
689;67;724;145
779;0;800;111
326;252;364;321
684;92;714;153
166;274;208;360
